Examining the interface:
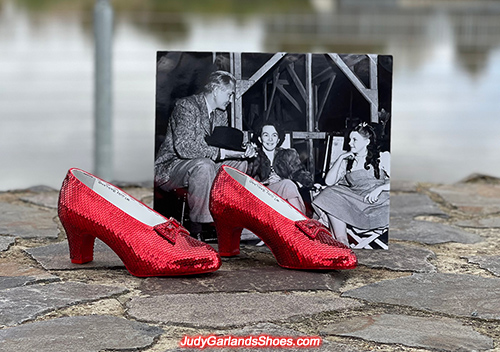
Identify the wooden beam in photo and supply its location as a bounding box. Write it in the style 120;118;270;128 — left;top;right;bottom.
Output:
292;131;327;139
327;53;379;123
266;79;289;86
368;54;378;89
233;51;241;79
264;80;268;112
367;54;379;123
315;73;336;123
313;66;334;84
248;52;286;83
277;84;302;113
314;85;319;127
285;63;307;102
305;53;315;173
232;52;242;129
313;66;336;125
342;54;365;68
264;68;280;121
234;52;286;99
232;52;286;129
369;54;378;116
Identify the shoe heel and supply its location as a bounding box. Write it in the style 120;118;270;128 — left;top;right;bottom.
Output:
63;222;95;264
214;220;242;257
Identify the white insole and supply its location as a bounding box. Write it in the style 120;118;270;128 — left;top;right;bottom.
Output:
73;169;165;227
225;167;306;222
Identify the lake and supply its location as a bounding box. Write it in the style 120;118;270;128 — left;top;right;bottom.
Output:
1;0;500;190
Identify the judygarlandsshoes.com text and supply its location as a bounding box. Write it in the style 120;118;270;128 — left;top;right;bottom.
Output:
179;334;322;349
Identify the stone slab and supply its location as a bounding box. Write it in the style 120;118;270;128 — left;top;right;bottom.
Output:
0;315;162;352
18;186;153;209
113;181;153;188
0;276;60;290
127;292;362;328
220;250;251;260
354;243;436;273
455;217;500;228
322;314;493;351
0;202;59;239
459;173;500;184
390;180;418;193
122;187;153;203
141;267;344;295
390;219;482;245
0;235;15;251
26;185;58;193
18;187;152;213
241;229;260;241
25;239;124;270
465;256;500;277
390;193;448;219
0;282;127;326
169;323;362;352
343;273;500;320
143;196;154;208
242;243;272;254
431;183;500;215
0;261;59;279
20;192;59;209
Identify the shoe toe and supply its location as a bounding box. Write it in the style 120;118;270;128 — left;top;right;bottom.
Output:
327;249;357;270
175;247;221;273
168;236;221;275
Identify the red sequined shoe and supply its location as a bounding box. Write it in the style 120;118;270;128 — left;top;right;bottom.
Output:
210;166;357;270
58;168;221;276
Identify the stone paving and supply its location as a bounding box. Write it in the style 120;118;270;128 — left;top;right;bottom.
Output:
0;177;499;351
0;235;15;252
322;314;494;351
0;315;163;352
0;201;59;239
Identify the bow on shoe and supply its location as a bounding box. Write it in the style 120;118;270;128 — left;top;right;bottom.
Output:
153;218;190;244
295;219;332;239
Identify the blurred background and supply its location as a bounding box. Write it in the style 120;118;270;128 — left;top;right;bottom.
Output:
1;0;500;191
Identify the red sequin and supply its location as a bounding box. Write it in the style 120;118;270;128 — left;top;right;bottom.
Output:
58;168;221;277
209;166;357;270
295;219;331;239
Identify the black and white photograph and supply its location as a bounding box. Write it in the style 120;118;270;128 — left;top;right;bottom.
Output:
154;51;393;249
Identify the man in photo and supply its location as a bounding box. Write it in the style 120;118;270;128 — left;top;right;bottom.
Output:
155;70;256;238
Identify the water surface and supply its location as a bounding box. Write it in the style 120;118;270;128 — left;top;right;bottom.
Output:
1;0;500;190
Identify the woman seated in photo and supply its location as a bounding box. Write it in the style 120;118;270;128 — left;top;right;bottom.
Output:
247;122;313;215
313;122;390;246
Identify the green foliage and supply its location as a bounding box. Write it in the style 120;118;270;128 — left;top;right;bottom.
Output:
7;0;312;14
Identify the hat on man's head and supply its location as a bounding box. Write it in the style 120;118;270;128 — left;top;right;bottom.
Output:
205;126;245;152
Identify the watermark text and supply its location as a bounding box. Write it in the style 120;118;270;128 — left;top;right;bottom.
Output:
179;334;322;349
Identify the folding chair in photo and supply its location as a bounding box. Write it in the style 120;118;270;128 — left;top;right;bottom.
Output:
347;225;388;250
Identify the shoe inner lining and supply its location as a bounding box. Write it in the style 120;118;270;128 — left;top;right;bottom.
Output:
225;167;306;222
72;169;166;227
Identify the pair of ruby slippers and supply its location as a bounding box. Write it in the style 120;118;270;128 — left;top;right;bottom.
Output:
58;167;357;277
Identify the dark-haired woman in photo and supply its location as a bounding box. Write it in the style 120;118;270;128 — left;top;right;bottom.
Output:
247;122;313;215
313;123;390;246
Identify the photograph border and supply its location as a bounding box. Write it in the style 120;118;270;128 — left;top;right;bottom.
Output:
154;51;392;249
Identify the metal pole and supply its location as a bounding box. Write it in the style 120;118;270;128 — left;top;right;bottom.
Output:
94;0;113;180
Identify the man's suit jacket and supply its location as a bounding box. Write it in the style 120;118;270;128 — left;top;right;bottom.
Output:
155;93;228;187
